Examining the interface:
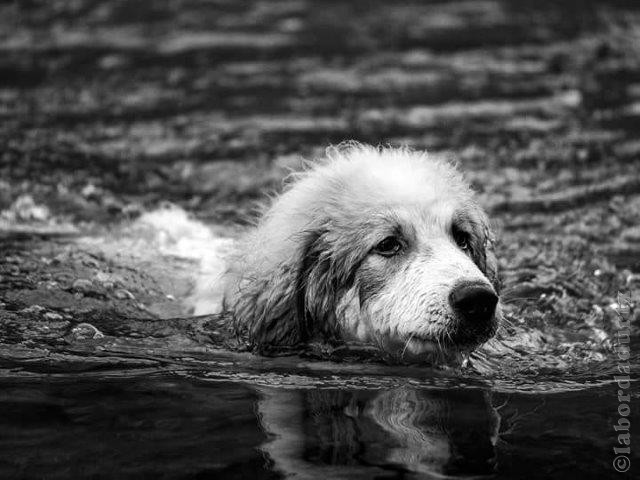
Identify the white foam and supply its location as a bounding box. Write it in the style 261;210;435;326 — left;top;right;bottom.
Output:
135;205;234;315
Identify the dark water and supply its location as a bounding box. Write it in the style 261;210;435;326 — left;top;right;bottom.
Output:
0;361;636;480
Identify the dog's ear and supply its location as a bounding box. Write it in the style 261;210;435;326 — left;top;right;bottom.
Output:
233;224;361;352
230;227;347;353
467;209;501;294
482;225;501;294
298;229;353;343
230;257;304;354
474;219;501;294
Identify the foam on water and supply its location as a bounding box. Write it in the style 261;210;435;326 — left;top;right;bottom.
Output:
134;205;235;315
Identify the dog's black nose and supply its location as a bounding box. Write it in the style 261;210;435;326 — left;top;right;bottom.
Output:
449;283;498;324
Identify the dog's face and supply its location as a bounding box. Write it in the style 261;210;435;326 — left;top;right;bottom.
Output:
328;201;500;360
227;145;501;362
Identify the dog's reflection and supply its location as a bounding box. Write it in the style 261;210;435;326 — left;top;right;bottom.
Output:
256;386;499;479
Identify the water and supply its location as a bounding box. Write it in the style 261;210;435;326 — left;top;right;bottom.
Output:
1;204;638;479
2;0;640;477
0;364;633;479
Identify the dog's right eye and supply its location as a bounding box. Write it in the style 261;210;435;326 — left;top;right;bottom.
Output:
373;236;403;257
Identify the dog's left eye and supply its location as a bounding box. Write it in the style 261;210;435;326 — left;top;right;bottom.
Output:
452;225;471;252
373;236;403;256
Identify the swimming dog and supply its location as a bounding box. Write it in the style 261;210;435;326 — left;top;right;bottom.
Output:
223;144;501;362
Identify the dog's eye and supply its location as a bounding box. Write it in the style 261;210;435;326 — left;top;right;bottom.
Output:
452;226;471;252
373;236;403;256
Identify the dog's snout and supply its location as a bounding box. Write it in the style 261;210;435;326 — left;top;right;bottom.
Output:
449;283;498;324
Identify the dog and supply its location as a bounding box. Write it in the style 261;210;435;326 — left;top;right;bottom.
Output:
223;143;501;363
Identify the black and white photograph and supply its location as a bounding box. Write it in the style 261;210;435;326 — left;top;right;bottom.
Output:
0;1;638;479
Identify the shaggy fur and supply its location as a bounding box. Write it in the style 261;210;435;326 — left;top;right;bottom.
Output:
223;143;501;361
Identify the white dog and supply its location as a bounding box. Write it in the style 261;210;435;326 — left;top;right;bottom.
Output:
223;144;501;362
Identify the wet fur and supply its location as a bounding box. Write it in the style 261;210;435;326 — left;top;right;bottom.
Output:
223;143;501;360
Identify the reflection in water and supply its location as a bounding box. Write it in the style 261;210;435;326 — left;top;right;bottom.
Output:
0;372;628;479
258;386;499;479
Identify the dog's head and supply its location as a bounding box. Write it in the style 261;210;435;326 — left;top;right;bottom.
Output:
225;144;501;362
